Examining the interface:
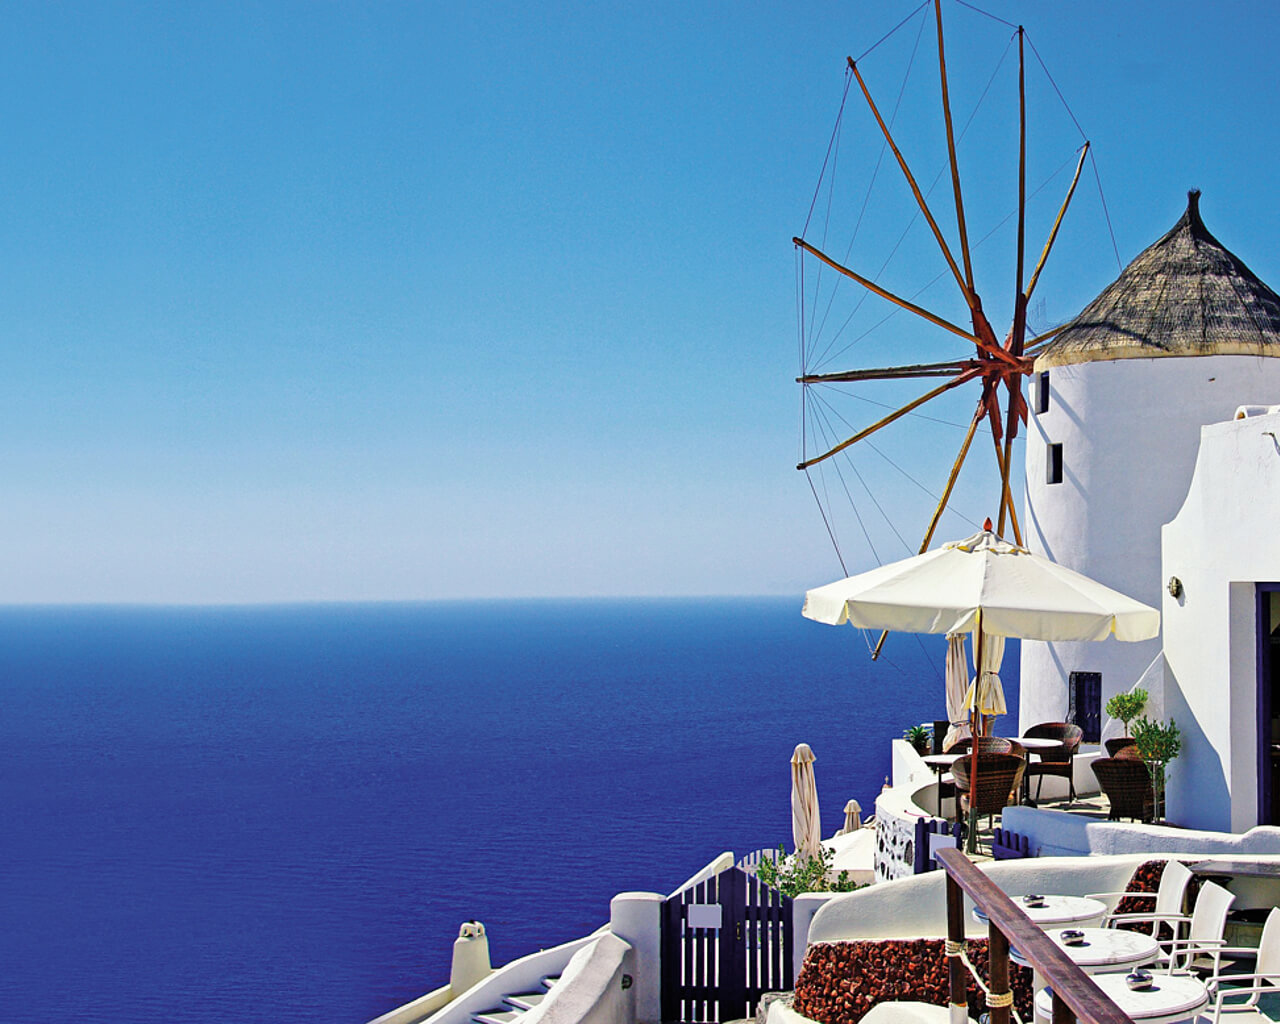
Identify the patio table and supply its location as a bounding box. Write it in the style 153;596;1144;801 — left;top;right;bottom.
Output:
922;753;961;816
1013;926;1160;975
1035;973;1208;1024
974;894;1106;927
1015;735;1068;804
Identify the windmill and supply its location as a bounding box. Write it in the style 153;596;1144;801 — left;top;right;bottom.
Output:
794;0;1095;658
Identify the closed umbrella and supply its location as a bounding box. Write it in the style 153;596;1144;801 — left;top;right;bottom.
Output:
790;743;822;861
943;633;971;750
964;630;1007;733
804;524;1159;850
840;799;862;834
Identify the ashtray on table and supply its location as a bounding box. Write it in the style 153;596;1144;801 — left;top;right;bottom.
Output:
1125;969;1154;991
1059;929;1085;945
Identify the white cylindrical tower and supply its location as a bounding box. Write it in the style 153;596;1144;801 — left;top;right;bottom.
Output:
1020;191;1280;731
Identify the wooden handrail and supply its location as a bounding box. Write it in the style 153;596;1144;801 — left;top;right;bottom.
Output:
936;848;1134;1024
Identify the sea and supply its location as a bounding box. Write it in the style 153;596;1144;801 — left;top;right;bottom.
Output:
3;598;1018;1024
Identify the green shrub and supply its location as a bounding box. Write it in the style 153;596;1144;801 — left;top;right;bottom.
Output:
1105;688;1149;737
903;724;931;753
1132;716;1182;821
756;844;866;897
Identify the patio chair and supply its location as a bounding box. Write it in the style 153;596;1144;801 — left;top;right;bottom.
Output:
1022;721;1083;803
1105;736;1138;756
952;752;1026;837
1202;906;1280;1023
1086;860;1193;937
1090;749;1155;821
1157;880;1236;976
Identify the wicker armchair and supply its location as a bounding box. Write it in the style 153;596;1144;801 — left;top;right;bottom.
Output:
1023;722;1083;803
952;752;1027;830
1105;736;1138;757
1091;748;1155;821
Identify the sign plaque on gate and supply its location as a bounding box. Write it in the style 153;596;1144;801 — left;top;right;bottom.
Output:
686;903;722;929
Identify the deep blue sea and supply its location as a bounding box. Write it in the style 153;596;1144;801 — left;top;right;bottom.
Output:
3;599;1017;1023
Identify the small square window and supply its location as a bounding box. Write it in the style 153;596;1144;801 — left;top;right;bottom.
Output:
1047;442;1063;485
1036;371;1050;414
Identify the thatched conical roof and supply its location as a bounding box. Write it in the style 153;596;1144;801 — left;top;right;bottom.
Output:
1034;191;1280;369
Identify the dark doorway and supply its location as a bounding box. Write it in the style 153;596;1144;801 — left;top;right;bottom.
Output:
1258;585;1280;825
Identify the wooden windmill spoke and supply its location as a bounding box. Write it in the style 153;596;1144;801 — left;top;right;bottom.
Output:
794;237;981;344
848;58;973;310
934;0;975;294
1023;322;1072;351
1025;143;1090;303
990;431;1024;546
799;358;982;384
870;400;985;661
798;366;982;470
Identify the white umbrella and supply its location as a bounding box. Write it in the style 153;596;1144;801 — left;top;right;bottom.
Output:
804;525;1159;848
790;743;822;860
803;527;1160;642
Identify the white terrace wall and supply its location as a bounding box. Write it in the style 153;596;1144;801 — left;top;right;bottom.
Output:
1161;409;1280;831
806;854;1153;943
1021;356;1280;732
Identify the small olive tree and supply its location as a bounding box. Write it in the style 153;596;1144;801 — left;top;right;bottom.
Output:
1105;687;1149;737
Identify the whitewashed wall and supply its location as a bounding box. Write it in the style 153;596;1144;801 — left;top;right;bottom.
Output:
1021;355;1280;731
1160;410;1280;831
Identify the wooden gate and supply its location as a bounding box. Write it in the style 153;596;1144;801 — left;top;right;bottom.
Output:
660;866;793;1023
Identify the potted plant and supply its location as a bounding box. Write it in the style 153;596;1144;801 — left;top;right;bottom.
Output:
1104;688;1148;755
1131;715;1182;822
1105;688;1148;737
903;724;931;755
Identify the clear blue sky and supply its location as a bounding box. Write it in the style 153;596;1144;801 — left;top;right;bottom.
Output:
0;0;1277;603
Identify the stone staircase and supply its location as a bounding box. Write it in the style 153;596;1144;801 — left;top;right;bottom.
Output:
471;975;560;1024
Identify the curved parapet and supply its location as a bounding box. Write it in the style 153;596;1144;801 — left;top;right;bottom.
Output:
806;853;1155;943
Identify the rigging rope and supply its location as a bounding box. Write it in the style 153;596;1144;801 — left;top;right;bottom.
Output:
952;0;1018;31
801;69;853;240
812;9;929;358
809;33;1014;372
853;0;933;63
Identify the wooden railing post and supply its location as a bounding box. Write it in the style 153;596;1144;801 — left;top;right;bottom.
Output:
987;922;1011;1024
945;872;968;1024
936;848;1129;1024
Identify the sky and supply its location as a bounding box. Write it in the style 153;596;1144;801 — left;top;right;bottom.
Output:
0;0;1278;603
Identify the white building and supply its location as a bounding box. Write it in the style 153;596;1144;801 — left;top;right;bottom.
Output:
1019;191;1280;763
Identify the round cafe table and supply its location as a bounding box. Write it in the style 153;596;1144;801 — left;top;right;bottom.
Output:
1013;926;1160;975
922;753;961;816
1035;973;1208;1024
974;894;1107;927
1015;736;1069;804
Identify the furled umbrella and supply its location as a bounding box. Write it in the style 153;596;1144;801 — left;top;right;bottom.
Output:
840;799;862;834
790;743;822;861
965;630;1007;734
943;633;971;750
803;523;1159;850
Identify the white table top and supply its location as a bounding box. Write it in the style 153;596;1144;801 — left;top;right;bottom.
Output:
1011;926;1159;974
1015;736;1064;750
922;753;962;767
1036;973;1208;1024
974;894;1107;926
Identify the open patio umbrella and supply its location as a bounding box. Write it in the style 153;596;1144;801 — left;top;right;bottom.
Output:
803;524;1160;849
790;743;822;861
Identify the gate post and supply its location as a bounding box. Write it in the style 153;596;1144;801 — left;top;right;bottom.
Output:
611;892;664;1024
718;869;747;1021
